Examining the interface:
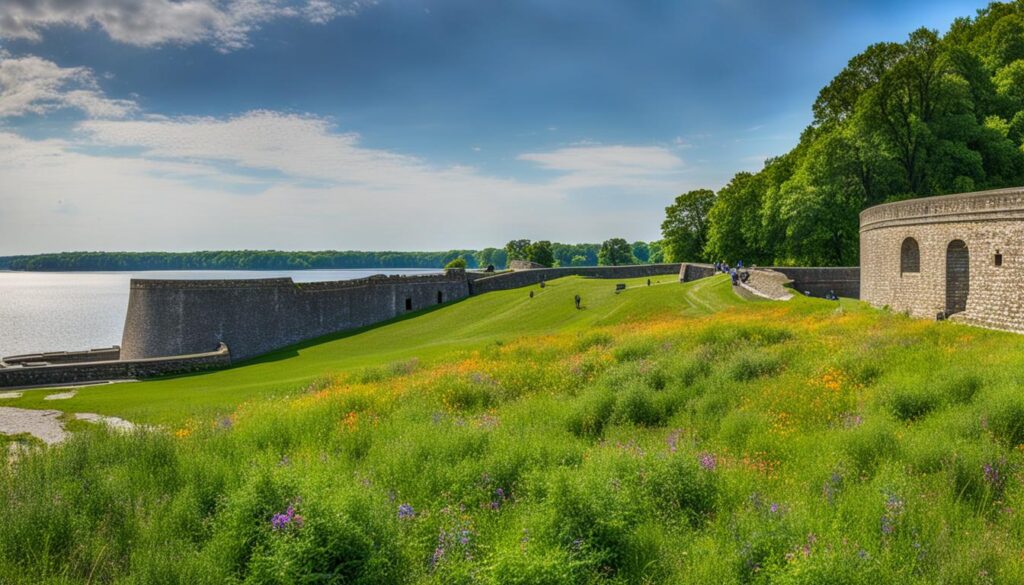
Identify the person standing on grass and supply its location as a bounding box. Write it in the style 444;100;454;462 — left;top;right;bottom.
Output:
574;294;581;310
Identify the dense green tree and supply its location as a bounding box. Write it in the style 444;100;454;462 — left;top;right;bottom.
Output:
647;241;665;263
676;4;1024;267
598;238;635;266
631;241;650;263
444;257;467;269
504;240;531;262
661;189;715;262
570;255;588;266
526;240;555;267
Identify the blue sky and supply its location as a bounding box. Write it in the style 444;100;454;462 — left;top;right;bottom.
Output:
0;0;991;254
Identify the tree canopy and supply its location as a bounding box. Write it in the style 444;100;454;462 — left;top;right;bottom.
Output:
668;3;1024;266
598;238;635;266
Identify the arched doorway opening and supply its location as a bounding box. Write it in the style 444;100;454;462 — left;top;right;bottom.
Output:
945;239;969;316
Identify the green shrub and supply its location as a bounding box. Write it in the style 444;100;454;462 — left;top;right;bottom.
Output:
983;391;1024;446
888;386;941;421
728;350;783;381
940;373;983;405
566;389;617;438
613;338;657;362
444;257;468;269
840;419;899;474
614;385;664;427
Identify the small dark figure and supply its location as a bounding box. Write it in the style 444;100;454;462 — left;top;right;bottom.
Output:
486;264;495;273
730;268;738;285
826;289;838;301
540;281;545;289
574;294;581;310
647;279;651;286
740;270;750;283
530;290;534;298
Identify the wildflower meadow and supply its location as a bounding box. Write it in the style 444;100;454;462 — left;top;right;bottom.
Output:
4;275;1024;583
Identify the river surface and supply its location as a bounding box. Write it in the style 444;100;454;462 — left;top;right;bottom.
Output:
0;269;440;357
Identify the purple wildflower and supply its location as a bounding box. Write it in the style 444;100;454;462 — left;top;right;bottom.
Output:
271;504;303;531
983;460;1006;491
667;429;682;453
459;529;471;546
769;503;781;514
880;515;895;535
698;452;717;471
431;546;445;567
398;503;415;520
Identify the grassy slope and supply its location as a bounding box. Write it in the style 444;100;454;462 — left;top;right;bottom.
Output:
6;274;734;424
8;274;1024;582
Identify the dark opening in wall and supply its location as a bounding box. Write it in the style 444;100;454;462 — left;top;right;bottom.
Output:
405;298;412;311
995;251;1003;267
900;237;920;274
437;291;443;304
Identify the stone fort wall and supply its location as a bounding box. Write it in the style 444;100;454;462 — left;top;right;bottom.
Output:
120;271;472;361
470;263;683;293
860;186;1024;332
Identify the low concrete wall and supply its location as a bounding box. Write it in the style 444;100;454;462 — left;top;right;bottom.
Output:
2;346;120;366
0;344;230;388
770;267;860;299
469;264;683;294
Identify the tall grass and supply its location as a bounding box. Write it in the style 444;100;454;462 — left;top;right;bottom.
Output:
4;281;1024;582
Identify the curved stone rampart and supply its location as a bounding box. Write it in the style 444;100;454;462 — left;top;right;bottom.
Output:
121;271;471;361
469;264;683;294
860;187;1024;331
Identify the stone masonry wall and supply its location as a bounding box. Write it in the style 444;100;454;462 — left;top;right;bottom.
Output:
469;264;683;294
121;271;471;361
770;267;861;299
0;344;230;388
860;187;1024;332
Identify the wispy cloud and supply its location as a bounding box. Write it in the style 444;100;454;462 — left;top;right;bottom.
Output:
0;53;136;118
518;144;686;190
0;0;375;52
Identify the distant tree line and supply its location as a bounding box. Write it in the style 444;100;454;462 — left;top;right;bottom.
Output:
660;3;1024;266
1;251;481;272
1;241;669;272
501;238;665;267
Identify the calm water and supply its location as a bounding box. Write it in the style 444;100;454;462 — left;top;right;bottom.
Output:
0;269;440;357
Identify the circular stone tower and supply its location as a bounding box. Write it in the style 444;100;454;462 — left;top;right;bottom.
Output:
859;186;1024;332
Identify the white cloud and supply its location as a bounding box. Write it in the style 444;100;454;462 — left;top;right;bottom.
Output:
0;0;374;51
518;144;686;190
0;54;136;118
0;109;691;252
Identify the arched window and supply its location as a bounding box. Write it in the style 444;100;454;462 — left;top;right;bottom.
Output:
900;238;920;274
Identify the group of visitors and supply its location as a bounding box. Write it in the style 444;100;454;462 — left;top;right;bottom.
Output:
715;260;750;286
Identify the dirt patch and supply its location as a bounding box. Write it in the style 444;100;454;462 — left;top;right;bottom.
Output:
0;392;22;399
0;407;67;444
43;391;76;401
0;407;138;445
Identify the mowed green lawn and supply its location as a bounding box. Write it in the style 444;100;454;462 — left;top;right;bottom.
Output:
6;274;746;424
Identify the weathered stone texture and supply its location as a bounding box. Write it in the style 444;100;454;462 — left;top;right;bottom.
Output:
469;264;683;293
860;187;1024;332
121;271;472;361
0;344;229;388
769;267;860;299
